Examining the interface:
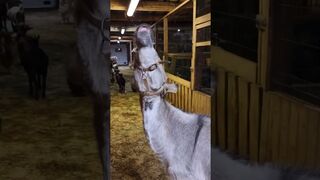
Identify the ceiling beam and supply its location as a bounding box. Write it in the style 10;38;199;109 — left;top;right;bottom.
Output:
111;35;134;40
111;0;178;12
111;13;164;22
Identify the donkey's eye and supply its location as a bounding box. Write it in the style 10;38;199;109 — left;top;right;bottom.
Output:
148;64;157;71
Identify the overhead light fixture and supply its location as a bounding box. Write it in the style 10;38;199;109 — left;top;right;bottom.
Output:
121;27;125;35
127;0;140;17
177;28;181;32
117;40;120;44
118;37;121;40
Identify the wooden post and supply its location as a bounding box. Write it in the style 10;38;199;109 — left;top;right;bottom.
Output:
191;0;196;90
163;18;168;63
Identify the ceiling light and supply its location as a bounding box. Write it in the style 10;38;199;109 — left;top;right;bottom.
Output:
118;37;121;40
127;0;140;17
121;28;125;35
177;29;181;32
117;40;120;43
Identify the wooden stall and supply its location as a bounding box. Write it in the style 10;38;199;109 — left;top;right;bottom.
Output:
212;0;320;170
152;0;211;116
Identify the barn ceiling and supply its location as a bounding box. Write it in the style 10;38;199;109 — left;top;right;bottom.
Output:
110;0;184;38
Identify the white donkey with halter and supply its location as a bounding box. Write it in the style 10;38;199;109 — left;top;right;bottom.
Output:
133;24;211;180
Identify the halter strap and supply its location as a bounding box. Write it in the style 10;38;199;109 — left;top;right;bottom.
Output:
137;60;166;72
135;53;176;97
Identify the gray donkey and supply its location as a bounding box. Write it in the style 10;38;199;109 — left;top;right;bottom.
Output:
133;24;211;180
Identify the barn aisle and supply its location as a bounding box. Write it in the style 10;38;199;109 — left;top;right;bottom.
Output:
0;11;103;179
110;68;167;179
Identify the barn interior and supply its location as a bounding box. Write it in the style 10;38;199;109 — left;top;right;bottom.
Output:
0;1;108;179
0;0;211;179
1;0;319;179
109;0;211;179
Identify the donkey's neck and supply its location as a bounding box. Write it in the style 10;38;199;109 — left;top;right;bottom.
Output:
142;96;172;156
142;96;166;130
138;47;160;66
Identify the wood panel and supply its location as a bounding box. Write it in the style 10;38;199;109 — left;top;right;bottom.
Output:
166;73;192;112
192;91;211;116
214;64;320;169
238;77;249;157
278;98;290;165
258;92;320;169
212;46;257;83
287;102;299;166
195;41;211;47
296;105;307;166
248;84;261;161
270;94;281;162
259;92;271;162
227;73;238;153
216;68;227;149
305;110;319;168
196;21;211;30
195;13;211;25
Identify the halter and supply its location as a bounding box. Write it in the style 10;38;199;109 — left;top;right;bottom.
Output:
136;59;176;98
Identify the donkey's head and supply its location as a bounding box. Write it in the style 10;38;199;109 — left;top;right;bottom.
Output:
133;24;176;95
135;24;154;49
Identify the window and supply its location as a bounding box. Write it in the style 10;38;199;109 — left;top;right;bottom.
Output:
197;26;211;42
212;0;259;61
269;0;320;105
168;6;193;54
196;0;210;17
166;1;193;80
165;54;191;81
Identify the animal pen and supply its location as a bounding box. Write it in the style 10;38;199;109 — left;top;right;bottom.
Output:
152;0;211;117
212;0;320;171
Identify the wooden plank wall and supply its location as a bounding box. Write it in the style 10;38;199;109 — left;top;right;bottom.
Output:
214;68;263;160
192;91;211;116
166;73;192;113
213;67;263;159
214;67;320;169
259;93;320;169
166;73;211;116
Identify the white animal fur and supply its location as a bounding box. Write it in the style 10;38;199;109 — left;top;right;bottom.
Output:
212;148;320;180
134;25;211;179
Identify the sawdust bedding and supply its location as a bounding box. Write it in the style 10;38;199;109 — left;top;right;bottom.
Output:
110;86;167;179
